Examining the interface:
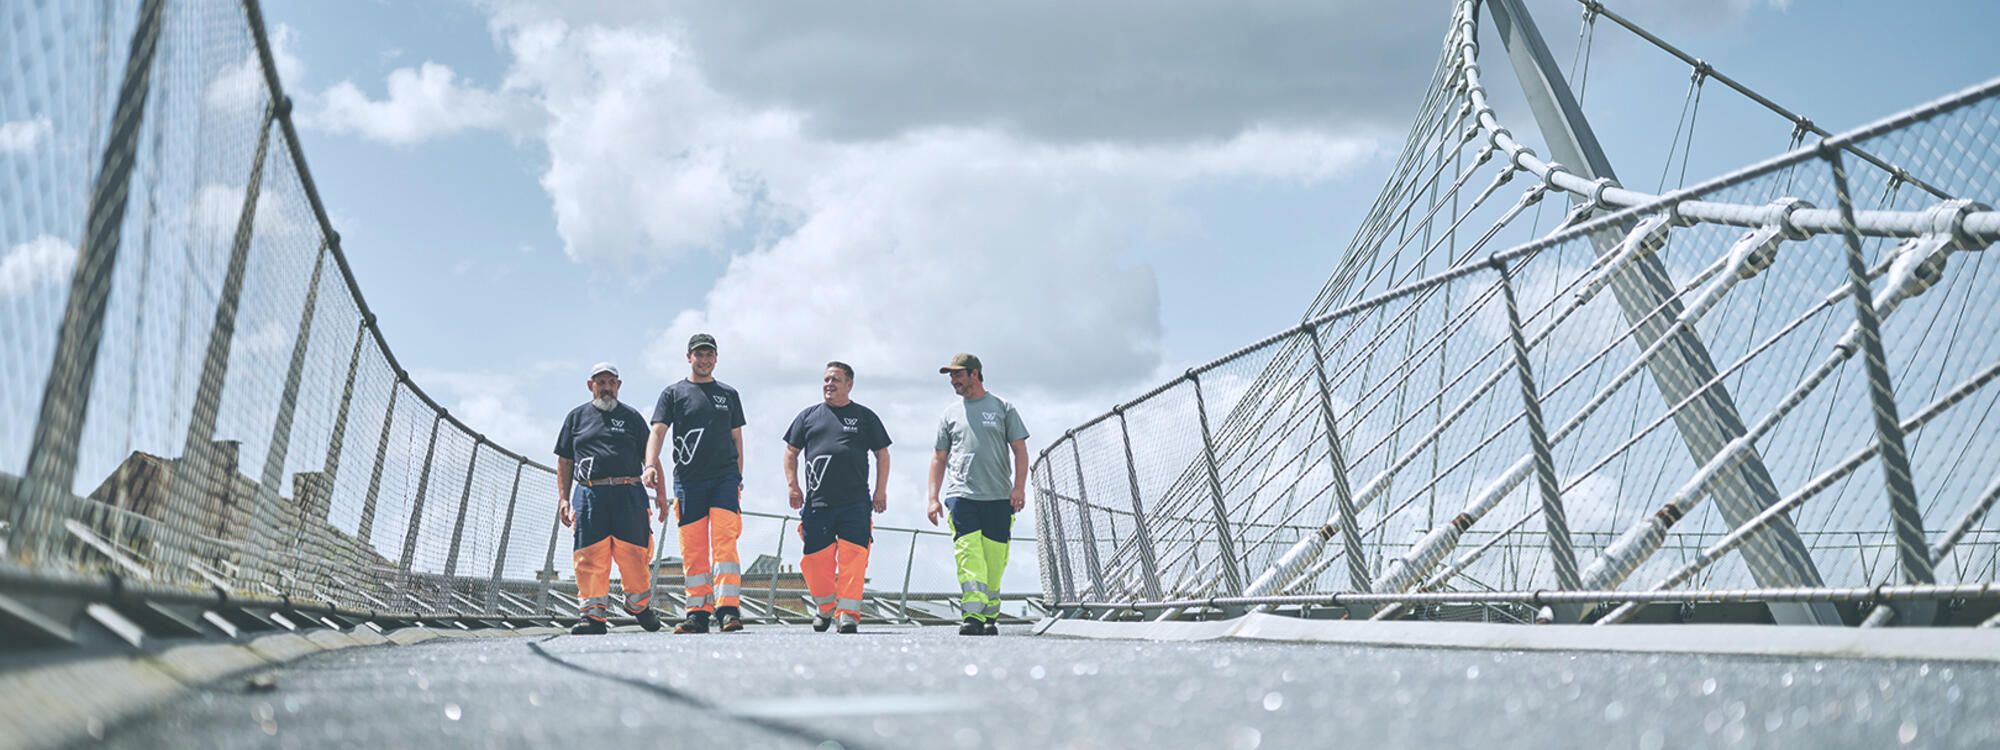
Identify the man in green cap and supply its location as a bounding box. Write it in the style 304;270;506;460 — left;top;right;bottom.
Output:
926;353;1030;636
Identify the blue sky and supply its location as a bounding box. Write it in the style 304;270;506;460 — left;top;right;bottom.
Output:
223;0;2000;582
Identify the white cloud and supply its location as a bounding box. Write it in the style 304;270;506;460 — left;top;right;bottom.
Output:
470;8;1390;540
0;235;77;301
231;319;293;356
193;182;306;238
0;117;52;154
206;24;303;115
304;61;543;145
407;364;567;457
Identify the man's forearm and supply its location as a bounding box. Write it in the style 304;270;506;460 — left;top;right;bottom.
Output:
783;447;799;490
874;449;891;489
928;453;946;499
644;424;667;467
556;458;574;501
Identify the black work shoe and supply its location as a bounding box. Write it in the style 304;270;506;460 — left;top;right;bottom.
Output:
958;616;982;636
836;613;859;634
674;613;711;634
633;607;662;632
981;621;1000;636
570;619;607;635
811;612;833;632
717;612;743;632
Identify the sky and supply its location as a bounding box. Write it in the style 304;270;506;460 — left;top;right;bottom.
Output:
188;0;2000;587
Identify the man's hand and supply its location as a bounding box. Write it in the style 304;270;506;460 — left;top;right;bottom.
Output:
788;486;804;510
926;497;943;526
654;494;672;523
872;486;888;514
558;497;574;527
642;464;660;491
1009;486;1025;512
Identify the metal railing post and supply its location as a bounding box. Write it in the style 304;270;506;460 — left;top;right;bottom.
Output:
7;0;166;562
396;414;443;585
323;315;368;482
245;234;327;590
538;493;563;615
1189;373;1247;596
1828;149;1935;625
442;439;482;579
1303;326;1372;596
767;517;788;623
1038;457;1078;604
1067;440;1110;599
166;98;280;583
354;376;401;545
900;528;919;623
1114;410;1164;600
1495;259;1583;603
486;460;525;614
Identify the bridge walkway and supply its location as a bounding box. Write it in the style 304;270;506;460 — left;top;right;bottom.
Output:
94;624;2000;749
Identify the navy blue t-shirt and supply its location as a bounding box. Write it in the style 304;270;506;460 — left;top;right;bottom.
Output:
554;401;650;482
650;379;747;481
783;401;892;509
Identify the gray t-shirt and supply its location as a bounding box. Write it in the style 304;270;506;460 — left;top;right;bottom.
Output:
934;393;1030;501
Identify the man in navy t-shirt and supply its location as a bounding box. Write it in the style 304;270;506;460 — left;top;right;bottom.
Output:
643;333;749;633
554;362;662;635
782;361;891;634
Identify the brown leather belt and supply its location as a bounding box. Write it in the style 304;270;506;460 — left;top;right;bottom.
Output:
581;476;642;487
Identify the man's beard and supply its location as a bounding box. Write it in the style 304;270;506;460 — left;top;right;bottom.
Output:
592;395;618;412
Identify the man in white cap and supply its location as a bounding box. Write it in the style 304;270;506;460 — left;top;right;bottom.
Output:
554;362;662;634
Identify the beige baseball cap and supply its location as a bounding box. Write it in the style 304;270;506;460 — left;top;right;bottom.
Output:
939;352;982;373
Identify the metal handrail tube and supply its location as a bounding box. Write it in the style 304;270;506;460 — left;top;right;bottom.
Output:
1457;2;2000;242
1057;580;2000;613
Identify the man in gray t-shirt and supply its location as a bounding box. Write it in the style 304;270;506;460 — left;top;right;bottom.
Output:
926;353;1030;635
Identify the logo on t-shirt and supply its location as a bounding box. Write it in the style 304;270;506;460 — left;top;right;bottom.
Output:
841;416;859;433
807;455;832;492
609;418;626;429
981;411;1000;426
574;456;594;482
674;428;705;465
711;394;729;411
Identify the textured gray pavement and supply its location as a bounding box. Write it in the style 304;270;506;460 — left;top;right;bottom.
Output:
99;624;2000;749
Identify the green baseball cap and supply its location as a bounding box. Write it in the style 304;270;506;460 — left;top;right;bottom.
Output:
939;352;982;373
688;333;717;353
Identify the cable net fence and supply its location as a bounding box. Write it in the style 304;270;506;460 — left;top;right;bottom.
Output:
1034;0;2000;624
0;0;580;621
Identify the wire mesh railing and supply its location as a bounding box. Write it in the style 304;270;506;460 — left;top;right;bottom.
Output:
1033;0;2000;626
0;0;1038;637
0;0;594;627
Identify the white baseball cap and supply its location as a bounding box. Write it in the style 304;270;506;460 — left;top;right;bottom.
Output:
589;362;619;378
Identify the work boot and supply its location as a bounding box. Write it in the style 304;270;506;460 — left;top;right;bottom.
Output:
717;612;743;632
674;612;711;634
836;613;859;634
570;619;607;635
633;607;662;632
812;611;834;632
981;620;1000;636
958;616;982;636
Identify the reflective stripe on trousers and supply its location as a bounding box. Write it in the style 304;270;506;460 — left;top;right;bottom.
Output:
624;590;652;613
948;500;1012;622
